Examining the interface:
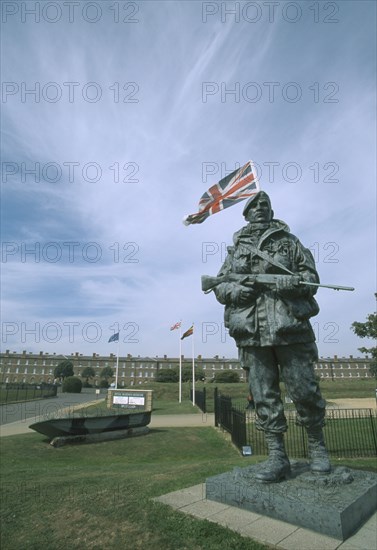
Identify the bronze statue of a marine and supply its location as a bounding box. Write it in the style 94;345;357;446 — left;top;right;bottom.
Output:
205;191;331;482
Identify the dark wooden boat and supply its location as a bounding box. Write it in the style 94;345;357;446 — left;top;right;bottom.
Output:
29;411;151;439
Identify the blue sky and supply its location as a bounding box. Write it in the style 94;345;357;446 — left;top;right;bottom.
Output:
1;0;376;360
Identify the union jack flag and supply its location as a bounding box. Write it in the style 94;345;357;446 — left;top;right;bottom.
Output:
170;321;181;331
183;161;260;225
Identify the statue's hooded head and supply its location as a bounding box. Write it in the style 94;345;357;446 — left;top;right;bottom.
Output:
242;191;274;224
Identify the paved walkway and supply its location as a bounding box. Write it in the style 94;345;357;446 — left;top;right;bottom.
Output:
154;484;377;550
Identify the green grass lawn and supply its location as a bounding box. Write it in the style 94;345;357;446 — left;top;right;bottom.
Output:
1;427;376;550
1;428;272;550
143;378;376;404
318;378;376;399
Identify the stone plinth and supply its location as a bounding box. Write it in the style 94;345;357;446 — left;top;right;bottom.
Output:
206;462;377;540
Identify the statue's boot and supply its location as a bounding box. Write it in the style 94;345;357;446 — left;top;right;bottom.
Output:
307;427;331;474
255;432;291;483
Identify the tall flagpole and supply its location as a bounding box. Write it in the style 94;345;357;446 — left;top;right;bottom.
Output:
192;324;195;406
179;321;182;403
115;334;120;389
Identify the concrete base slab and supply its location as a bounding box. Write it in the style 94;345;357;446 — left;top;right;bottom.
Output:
153;483;377;550
206;462;377;541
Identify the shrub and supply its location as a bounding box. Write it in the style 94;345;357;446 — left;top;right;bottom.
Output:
62;376;82;393
99;379;109;388
156;369;179;383
214;370;240;383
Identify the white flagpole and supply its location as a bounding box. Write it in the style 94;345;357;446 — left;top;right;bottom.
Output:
115;335;120;389
179;322;182;403
192;324;195;406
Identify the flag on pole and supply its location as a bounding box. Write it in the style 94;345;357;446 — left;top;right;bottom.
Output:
183;161;260;225
108;332;119;343
170;321;182;331
181;325;194;340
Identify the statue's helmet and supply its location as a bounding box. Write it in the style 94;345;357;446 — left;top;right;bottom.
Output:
242;191;273;219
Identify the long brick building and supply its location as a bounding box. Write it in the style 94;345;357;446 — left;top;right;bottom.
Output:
0;350;373;386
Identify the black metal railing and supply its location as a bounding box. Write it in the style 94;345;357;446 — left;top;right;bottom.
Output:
0;383;58;404
214;389;377;458
190;387;207;413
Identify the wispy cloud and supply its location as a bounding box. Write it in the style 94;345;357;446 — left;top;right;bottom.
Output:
1;1;376;358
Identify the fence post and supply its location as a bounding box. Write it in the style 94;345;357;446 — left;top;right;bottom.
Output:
301;425;307;458
214;387;218;426
368;409;377;455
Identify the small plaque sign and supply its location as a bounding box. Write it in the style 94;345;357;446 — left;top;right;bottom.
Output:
107;389;153;411
242;445;252;456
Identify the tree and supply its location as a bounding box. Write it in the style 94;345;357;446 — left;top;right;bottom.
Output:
214;370;240;383
54;360;74;381
100;366;114;381
62;376;82;393
182;366;205;382
81;366;95;386
351;295;377;378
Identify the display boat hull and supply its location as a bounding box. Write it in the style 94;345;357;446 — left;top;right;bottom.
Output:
30;411;152;439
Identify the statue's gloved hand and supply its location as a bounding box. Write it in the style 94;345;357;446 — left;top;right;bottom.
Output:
230;284;257;306
215;282;257;306
276;275;301;296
